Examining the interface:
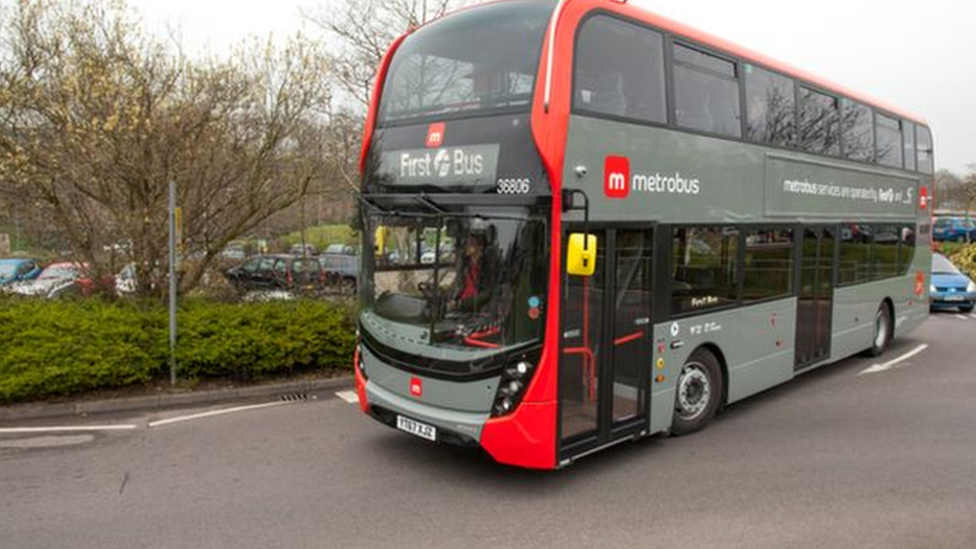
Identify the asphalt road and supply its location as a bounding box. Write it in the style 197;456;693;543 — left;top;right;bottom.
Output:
2;313;976;549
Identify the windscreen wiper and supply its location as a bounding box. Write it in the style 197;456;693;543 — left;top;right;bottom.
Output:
357;194;394;216
417;193;446;214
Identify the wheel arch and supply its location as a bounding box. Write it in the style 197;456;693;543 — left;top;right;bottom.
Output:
695;342;729;408
882;297;895;338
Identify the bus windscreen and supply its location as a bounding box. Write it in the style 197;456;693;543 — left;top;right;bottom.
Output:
378;0;554;125
362;209;547;359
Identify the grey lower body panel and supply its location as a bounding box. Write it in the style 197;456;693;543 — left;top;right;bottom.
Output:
365;380;489;442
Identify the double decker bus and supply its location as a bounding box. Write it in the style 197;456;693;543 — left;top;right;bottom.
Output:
353;0;934;469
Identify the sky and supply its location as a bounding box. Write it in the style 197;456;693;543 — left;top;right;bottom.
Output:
129;0;976;173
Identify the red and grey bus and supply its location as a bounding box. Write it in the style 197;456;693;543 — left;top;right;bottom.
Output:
353;0;934;469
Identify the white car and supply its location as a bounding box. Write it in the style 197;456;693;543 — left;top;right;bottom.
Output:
5;263;86;298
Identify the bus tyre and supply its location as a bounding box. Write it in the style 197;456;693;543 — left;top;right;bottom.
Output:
671;348;724;437
868;303;893;357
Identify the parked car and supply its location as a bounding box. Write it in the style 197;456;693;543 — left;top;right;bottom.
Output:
319;252;358;291
930;254;976;312
0;258;42;286
219;245;246;261
224;254;325;294
289;243;318;257
115;263;137;296
4;262;94;298
933;217;976;243
322;243;357;256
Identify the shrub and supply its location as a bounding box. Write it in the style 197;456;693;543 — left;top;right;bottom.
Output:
949;244;976;280
175;300;356;380
0;297;355;404
0;299;166;403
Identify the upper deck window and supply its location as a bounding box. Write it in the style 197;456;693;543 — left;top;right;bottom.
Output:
800;87;841;156
573;15;667;124
378;0;554;125
875;114;903;168
744;65;795;147
903;121;917;171
841;99;874;162
917;126;934;174
673;44;742;138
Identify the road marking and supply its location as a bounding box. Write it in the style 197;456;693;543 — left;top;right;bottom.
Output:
0;424;138;434
147;401;292;428
335;390;359;404
955;314;968;320
859;344;929;376
0;434;95;449
970;314;976;320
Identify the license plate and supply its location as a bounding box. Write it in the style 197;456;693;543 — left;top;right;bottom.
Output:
396;415;437;441
945;295;965;302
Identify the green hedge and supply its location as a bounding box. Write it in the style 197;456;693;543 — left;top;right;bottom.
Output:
0;298;355;404
950;244;976;281
175;300;355;379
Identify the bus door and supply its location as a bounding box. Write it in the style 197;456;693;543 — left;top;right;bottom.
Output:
559;227;652;458
795;226;836;369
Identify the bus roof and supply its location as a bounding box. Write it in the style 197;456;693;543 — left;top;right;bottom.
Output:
422;0;928;127
582;0;928;126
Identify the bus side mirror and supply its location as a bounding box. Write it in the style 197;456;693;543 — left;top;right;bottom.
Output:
567;233;597;276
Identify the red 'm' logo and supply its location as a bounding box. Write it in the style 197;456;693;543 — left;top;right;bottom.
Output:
604;155;630;199
920;186;929;210
409;377;423;397
426;123;445;148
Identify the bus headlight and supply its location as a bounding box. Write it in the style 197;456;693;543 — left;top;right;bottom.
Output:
356;344;368;380
491;351;540;418
930;284;937;293
968;281;976;293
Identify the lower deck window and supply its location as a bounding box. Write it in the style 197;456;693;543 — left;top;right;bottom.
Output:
743;229;794;303
672;226;739;314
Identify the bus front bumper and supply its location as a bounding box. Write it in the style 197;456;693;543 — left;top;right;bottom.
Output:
363;380;489;448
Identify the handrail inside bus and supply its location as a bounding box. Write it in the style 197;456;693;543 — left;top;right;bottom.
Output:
614;331;644;346
563;346;596;401
464;337;501;349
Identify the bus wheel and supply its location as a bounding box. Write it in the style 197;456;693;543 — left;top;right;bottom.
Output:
671;348;724;436
868;303;892;357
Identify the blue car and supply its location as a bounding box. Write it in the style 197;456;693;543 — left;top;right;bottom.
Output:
0;258;42;286
930;254;976;312
932;217;976;243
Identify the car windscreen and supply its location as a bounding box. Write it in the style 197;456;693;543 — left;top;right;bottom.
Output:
39;266;79;280
378;0;554;125
932;254;961;275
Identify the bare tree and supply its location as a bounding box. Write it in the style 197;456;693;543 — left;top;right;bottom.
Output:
303;0;463;111
935;169;965;211
955;165;976;217
0;0;335;298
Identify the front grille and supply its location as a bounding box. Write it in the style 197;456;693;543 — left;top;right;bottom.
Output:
936;287;966;293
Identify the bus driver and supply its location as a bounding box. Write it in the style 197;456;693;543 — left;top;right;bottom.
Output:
455;233;494;312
